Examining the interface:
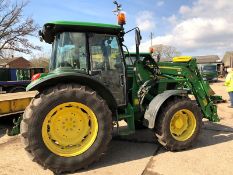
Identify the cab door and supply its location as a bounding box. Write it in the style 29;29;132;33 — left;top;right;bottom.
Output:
89;33;126;106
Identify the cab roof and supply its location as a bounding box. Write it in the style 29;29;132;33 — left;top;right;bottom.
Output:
49;21;121;29
42;21;122;44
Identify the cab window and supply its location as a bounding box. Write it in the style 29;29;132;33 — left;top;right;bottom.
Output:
89;34;123;71
50;32;87;71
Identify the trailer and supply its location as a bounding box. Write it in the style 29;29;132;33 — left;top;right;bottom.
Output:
0;68;44;93
0;91;36;117
0;80;31;93
0;91;36;135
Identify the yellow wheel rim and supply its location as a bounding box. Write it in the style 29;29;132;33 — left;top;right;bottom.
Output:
170;109;196;141
42;102;98;157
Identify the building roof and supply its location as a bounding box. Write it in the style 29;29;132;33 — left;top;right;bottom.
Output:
194;55;221;64
0;57;19;66
0;57;30;66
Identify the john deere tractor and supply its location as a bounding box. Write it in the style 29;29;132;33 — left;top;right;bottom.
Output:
20;2;219;174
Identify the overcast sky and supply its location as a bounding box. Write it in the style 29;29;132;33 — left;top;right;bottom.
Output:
22;0;233;58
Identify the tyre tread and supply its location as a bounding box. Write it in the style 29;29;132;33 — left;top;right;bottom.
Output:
154;97;202;151
21;84;112;174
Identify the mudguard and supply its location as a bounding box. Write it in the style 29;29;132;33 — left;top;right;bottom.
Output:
144;90;188;129
27;72;117;112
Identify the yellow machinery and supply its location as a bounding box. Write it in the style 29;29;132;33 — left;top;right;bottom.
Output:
0;91;36;117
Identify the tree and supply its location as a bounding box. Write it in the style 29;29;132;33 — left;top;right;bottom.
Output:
151;44;181;59
0;0;41;58
30;51;50;70
30;57;49;70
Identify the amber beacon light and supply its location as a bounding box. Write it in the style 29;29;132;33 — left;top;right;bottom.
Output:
117;11;126;25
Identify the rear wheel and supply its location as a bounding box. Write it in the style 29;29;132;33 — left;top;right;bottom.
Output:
155;98;202;151
21;84;112;174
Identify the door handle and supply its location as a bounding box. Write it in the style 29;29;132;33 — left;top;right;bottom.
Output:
120;74;125;86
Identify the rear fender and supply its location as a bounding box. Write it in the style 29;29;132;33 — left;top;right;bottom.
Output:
144;90;188;128
27;72;117;112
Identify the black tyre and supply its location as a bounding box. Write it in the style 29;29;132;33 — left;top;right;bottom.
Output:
155;98;202;151
20;84;112;174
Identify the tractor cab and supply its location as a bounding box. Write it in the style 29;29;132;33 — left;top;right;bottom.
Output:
49;29;124;73
36;21;128;106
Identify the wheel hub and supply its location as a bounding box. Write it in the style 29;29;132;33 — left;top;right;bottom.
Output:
42;102;98;157
170;109;196;141
174;117;184;129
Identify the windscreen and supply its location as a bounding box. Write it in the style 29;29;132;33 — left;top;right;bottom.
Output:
203;65;217;72
50;32;87;71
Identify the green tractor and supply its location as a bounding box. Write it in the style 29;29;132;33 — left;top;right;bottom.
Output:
20;2;219;174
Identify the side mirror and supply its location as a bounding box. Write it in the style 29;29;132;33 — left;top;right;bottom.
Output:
38;30;43;42
135;28;142;60
135;28;141;46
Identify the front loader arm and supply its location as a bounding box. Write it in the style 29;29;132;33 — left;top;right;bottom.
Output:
158;59;219;122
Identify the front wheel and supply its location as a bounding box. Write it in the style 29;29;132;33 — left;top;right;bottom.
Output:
155;98;202;151
20;84;112;174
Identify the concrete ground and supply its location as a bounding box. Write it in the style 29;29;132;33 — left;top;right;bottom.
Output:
0;127;157;175
0;78;232;175
143;79;233;175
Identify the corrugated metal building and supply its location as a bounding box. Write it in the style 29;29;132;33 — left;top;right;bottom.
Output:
194;55;221;64
222;51;233;68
